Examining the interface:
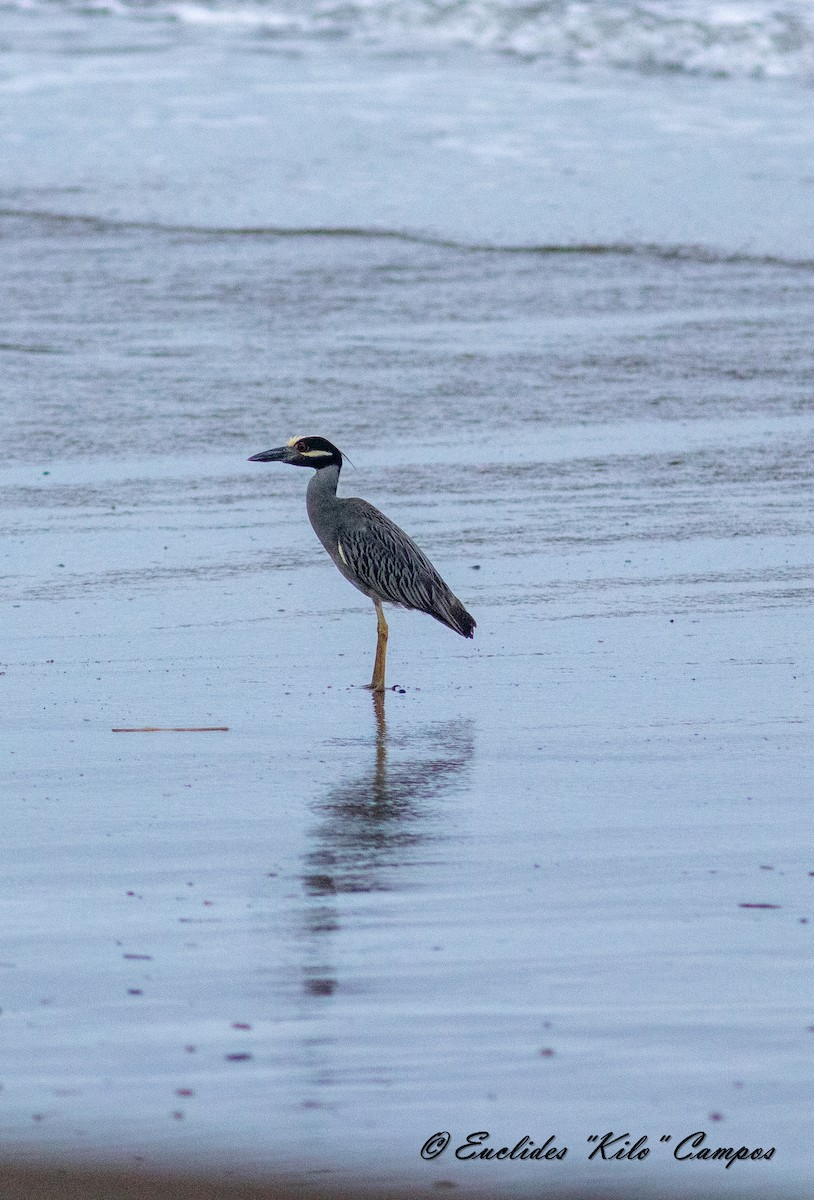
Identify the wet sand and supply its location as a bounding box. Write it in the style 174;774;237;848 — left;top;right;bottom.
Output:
0;1162;736;1200
2;406;811;1195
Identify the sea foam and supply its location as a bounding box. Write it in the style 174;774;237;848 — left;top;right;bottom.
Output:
9;0;814;80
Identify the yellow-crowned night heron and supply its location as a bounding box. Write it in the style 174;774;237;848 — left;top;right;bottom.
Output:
248;435;475;690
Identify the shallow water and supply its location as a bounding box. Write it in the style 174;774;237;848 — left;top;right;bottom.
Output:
1;3;813;1196
4;16;814;255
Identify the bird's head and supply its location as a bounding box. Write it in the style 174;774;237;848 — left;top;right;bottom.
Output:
248;435;343;469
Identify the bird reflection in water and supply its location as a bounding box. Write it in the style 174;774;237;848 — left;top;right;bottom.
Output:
299;691;473;999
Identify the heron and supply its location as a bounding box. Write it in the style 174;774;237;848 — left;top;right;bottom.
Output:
248;435;475;690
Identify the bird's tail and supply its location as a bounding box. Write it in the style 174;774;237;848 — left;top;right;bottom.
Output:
436;592;476;639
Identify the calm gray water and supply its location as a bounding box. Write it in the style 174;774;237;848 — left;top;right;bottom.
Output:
1;3;813;1196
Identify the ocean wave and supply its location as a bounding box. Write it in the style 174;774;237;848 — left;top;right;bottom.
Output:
3;206;814;267
5;0;814;80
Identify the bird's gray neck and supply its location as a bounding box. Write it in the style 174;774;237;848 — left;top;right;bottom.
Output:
306;463;341;544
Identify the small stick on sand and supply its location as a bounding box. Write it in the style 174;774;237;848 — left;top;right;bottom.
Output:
112;726;230;733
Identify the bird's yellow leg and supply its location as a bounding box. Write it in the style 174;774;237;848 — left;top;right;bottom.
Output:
368;603;388;691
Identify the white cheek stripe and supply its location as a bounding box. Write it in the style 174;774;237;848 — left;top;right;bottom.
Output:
286;435;333;459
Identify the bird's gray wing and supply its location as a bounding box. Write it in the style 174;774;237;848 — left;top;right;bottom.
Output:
335;498;449;612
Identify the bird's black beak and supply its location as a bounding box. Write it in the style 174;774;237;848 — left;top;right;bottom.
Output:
248;446;293;463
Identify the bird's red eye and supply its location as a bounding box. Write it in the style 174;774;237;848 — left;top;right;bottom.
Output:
296;440;309;453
